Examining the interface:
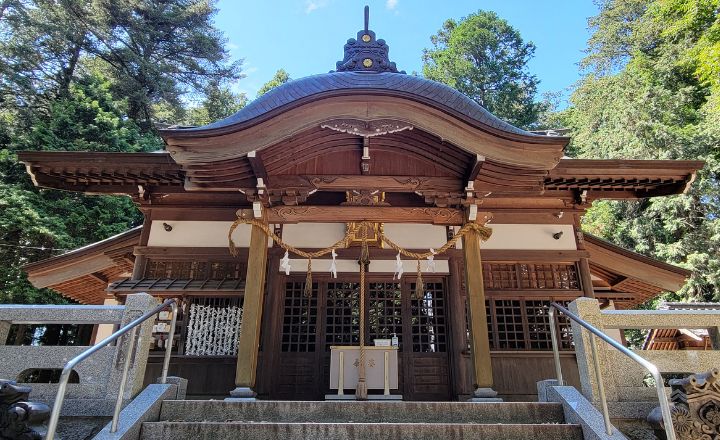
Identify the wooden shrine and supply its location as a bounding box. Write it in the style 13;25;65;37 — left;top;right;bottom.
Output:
19;8;701;401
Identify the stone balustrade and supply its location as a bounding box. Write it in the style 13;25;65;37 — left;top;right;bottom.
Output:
568;298;720;419
0;293;157;418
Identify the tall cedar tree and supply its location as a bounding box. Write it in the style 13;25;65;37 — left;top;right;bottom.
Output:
0;1;240;303
422;11;544;129
564;0;720;302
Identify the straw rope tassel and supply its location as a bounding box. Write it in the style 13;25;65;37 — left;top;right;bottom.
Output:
356;224;369;400
304;258;313;297
415;259;424;300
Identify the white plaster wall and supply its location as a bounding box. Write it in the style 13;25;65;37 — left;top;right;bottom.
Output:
282;259;450;274
147;220;272;247
382;224;449;249
282;223;346;248
147;221;576;251
482;224;576;250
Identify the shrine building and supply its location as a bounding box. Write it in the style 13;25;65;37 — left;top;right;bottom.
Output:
19;13;702;402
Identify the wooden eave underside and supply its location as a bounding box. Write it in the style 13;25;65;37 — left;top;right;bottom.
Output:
547;159;704;199
16;134;702;203
585;234;690;309
18;152;184;195
23;227;139;304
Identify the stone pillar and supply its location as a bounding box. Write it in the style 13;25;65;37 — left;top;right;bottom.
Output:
568;298;618;405
109;293;158;400
0;321;10;345
229;219;269;400
462;221;500;401
708;327;720;350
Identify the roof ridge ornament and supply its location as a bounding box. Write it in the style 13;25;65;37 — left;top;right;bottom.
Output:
334;5;405;74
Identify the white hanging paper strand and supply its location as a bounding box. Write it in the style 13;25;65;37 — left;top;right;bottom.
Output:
394;252;404;279
185;303;243;356
329;249;338;278
426;248;437;273
280;250;291;275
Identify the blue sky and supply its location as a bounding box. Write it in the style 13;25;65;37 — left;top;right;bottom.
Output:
214;1;599;105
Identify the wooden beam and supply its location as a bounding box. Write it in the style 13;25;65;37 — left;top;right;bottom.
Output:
467;154;486;182
87;272;109;284
264;206;466;225
247;151;269;183
231;215;269;398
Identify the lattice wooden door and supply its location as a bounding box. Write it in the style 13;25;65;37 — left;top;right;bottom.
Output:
271;277;451;401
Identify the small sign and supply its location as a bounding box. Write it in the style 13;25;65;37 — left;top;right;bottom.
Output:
374;339;391;347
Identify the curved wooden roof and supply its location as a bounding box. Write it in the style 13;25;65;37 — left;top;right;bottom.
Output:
23;227;140;304
169;73;540;138
585;233;690;309
159;75;569;170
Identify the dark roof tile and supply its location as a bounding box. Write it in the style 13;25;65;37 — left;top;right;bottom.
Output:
178;72;538;137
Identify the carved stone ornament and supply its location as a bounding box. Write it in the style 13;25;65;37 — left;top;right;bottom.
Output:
0;380;50;440
320;118;413;138
334;6;404;73
649;369;720;440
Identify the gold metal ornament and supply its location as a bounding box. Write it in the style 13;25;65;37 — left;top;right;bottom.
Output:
362;34;371;42
363;58;373;67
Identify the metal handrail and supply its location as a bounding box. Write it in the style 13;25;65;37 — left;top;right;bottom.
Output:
45;298;178;440
549;302;676;440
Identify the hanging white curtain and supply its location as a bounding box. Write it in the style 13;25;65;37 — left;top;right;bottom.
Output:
184;303;243;356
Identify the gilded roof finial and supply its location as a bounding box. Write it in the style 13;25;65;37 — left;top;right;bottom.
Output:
334;5;404;74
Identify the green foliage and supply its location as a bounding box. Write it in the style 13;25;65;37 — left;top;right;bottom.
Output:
185;79;247;126
0;0;242;131
25;73;163;153
422;11;544;129
0;1;239;304
0;74;150;303
568;0;720;302
256;69;291;97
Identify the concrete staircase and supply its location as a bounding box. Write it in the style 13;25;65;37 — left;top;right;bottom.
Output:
140;400;584;440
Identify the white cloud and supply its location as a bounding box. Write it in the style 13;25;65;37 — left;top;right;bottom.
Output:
386;0;398;10
305;0;330;13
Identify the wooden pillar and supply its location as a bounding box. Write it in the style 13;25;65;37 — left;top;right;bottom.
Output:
462;221;499;401
131;211;152;280
579;257;595;298
229;218;269;400
573;215;595;298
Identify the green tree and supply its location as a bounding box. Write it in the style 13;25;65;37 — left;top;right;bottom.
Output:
256;69;291;97
564;0;720;301
0;73;157;303
186;79;247;126
422;11;543;129
0;0;242;131
0;1;241;304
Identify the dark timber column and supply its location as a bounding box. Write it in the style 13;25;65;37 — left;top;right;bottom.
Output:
574;215;595;298
462;217;500;401
131;211;151;280
229;213;268;400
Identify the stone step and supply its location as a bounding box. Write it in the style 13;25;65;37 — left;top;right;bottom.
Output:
158;400;567;424
141;421;584;440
